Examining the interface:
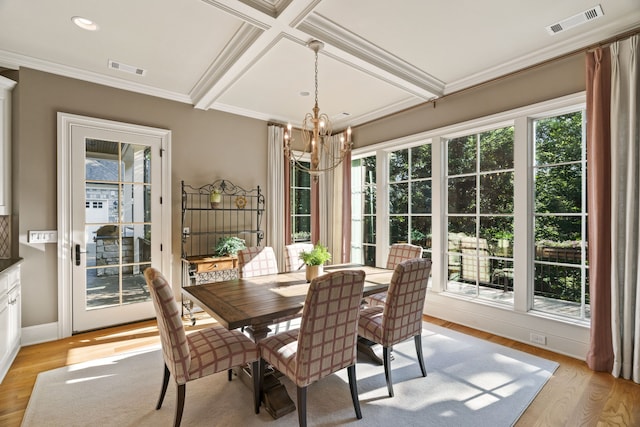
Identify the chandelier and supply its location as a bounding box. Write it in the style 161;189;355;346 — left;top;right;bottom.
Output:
284;40;352;180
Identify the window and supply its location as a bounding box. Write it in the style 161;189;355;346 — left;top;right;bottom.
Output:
290;161;311;242
389;145;432;254
351;156;376;265
349;94;588;323
533;111;589;320
445;126;514;305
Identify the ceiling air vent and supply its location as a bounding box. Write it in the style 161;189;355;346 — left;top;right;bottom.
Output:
108;59;146;76
545;4;604;35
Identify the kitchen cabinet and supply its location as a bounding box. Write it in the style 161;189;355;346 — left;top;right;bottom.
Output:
0;262;21;383
0;76;16;215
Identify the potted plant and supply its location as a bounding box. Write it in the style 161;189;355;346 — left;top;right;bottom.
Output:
299;243;331;282
214;236;246;257
210;188;222;208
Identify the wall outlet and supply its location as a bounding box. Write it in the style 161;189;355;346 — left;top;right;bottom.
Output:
530;332;547;345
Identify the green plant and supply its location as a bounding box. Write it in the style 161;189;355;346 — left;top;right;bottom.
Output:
299;243;331;266
214;236;246;256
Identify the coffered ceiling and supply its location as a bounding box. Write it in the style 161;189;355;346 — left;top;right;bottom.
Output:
1;0;638;129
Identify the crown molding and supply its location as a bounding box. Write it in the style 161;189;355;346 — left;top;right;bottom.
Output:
0;49;191;104
445;17;640;95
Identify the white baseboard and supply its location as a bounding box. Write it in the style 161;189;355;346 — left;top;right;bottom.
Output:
21;322;59;346
424;292;590;360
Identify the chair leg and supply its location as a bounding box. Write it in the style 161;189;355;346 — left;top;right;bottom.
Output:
347;364;363;419
258;358;266;405
383;346;394;397
174;383;185;427
228;369;232;381
296;386;307;427
414;335;427;377
251;361;260;414
157;363;170;409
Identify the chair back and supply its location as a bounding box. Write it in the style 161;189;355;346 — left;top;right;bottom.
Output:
284;243;314;272
144;267;191;384
237;246;279;278
386;243;424;269
382;258;432;346
295;270;365;387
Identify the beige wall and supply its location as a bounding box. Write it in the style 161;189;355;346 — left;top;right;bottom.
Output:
14;68;267;328
13;49;586;331
352;52;585;147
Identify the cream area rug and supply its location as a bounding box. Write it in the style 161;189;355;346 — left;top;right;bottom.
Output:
21;322;558;427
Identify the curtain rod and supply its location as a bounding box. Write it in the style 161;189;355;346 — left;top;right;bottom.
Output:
356;26;640;127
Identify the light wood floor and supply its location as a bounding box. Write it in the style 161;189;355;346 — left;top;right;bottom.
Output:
1;314;639;426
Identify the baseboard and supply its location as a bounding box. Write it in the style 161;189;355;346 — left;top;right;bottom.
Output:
21;322;59;346
424;292;590;360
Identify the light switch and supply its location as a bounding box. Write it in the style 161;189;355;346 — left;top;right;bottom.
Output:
28;230;58;243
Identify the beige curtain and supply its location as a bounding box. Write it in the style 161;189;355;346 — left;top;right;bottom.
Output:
585;46;614;372
318;134;351;263
267;124;286;271
610;35;640;383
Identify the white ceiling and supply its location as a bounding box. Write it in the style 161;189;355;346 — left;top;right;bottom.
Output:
1;0;639;129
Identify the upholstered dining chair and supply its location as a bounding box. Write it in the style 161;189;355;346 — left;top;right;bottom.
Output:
365;243;424;307
144;268;260;427
284;242;314;272
358;257;432;397
237;246;279;278
258;270;366;427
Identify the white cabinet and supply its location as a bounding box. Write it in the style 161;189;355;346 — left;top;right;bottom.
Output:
0;263;21;383
0;76;16;216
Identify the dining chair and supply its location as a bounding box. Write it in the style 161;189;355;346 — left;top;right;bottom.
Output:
144;268;261;427
358;257;432;397
258;270;366;427
284;242;314;272
237;246;279;278
365;243;424;307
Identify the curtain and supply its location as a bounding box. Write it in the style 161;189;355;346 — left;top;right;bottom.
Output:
585;46;614;372
267;124;286;271
341;150;352;263
318;134;351;263
284;146;291;245
610;35;640;383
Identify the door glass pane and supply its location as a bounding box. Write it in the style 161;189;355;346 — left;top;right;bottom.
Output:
86;140;119;182
85;140;152;310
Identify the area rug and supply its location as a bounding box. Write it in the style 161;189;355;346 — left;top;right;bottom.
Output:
21;322;558;427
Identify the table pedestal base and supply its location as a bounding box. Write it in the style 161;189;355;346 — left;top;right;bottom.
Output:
235;365;296;419
357;337;394;365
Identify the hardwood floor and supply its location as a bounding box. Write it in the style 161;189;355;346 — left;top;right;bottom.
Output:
1;314;639;426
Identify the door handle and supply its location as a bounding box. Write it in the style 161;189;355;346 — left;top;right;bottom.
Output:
75;244;87;266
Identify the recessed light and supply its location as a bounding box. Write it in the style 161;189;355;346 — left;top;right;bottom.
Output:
72;16;99;31
300;91;310;97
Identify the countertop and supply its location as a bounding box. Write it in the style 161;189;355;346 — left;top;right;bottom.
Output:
0;258;23;273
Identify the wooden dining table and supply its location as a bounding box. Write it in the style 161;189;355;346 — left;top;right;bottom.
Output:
182;263;393;342
181;263;393;419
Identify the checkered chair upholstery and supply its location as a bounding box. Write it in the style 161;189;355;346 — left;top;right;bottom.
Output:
358;258;432;397
366;243;424;307
258;270;366;427
144;268;260;427
284;243;314;272
238;246;279;278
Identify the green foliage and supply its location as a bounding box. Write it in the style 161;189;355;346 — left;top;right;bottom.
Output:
214;236;246;256
299;243;332;266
